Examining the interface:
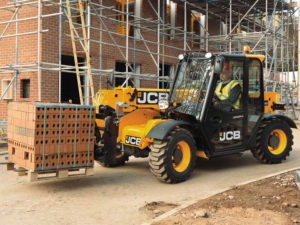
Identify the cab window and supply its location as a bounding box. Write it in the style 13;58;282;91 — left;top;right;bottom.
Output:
213;60;244;112
248;59;262;114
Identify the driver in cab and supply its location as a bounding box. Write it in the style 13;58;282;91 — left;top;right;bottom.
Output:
214;62;241;111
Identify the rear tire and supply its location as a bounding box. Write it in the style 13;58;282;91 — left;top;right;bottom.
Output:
251;119;293;164
149;128;196;183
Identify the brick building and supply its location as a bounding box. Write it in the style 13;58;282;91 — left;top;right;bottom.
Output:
0;0;221;132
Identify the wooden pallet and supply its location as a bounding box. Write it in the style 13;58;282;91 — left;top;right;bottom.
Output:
6;162;94;182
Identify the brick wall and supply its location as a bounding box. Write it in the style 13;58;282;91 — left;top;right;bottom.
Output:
0;0;39;122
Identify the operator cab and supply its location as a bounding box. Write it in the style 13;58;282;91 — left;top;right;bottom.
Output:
168;47;265;154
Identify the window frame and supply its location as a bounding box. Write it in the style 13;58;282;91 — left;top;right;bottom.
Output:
1;79;13;100
21;79;30;99
115;0;136;36
247;58;264;114
190;11;205;48
212;58;245;112
165;0;176;40
159;63;173;89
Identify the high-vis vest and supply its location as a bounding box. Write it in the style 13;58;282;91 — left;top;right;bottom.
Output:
215;80;241;109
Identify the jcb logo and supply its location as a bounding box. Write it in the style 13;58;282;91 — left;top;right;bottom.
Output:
219;131;241;141
125;135;141;146
137;91;169;105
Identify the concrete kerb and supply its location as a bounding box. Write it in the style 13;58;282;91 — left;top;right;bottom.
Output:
142;166;300;225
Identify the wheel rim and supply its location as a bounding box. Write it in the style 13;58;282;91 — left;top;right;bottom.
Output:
116;153;123;159
172;141;191;172
267;129;287;155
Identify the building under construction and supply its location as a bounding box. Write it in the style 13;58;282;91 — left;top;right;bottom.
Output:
0;0;297;132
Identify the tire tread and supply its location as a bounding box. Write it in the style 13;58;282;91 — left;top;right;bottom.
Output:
251;119;293;164
149;128;196;183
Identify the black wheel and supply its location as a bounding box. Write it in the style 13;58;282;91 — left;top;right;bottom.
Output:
149;128;197;183
98;154;129;167
95;126;129;168
97;146;129;168
251;119;293;164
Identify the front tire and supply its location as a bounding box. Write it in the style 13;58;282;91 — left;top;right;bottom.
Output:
96;145;129;167
95;116;129;167
98;153;129;167
251;119;293;164
149;128;196;183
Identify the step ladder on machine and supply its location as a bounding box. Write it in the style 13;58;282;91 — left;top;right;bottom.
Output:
65;0;95;105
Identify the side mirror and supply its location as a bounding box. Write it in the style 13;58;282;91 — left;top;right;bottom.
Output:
214;56;224;74
107;70;114;86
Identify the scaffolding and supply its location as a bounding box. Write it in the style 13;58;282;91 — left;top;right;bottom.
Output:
204;0;298;117
0;0;298;115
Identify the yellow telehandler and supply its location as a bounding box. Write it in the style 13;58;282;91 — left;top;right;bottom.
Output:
93;47;295;183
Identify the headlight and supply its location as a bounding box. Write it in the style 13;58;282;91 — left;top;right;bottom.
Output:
205;52;212;58
158;100;169;110
178;54;185;60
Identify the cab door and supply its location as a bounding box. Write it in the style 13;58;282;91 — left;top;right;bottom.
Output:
202;57;248;152
247;58;264;144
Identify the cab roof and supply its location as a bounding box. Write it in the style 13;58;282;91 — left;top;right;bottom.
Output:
220;53;265;63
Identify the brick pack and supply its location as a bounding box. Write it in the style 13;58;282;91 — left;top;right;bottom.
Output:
7;102;95;171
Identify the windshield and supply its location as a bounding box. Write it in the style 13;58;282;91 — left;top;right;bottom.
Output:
171;57;213;118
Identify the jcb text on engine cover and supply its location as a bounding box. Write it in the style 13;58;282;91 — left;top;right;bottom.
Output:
137;91;169;105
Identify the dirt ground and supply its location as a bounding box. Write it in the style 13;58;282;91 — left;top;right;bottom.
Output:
152;171;300;225
0;128;300;225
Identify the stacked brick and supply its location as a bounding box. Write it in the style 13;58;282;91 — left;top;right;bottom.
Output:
7;102;95;171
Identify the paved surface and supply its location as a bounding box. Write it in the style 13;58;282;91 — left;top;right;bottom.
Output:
0;128;300;225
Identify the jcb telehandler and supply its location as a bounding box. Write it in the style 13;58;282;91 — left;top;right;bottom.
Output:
94;47;296;183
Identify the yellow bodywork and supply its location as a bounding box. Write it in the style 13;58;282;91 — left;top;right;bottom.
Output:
245;54;265;63
94;86;169;113
264;92;281;113
93;87;207;157
195;151;208;159
94;87;169;135
250;91;283;113
118;109;167;149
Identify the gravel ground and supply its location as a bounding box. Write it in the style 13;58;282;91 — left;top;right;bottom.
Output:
153;171;300;225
